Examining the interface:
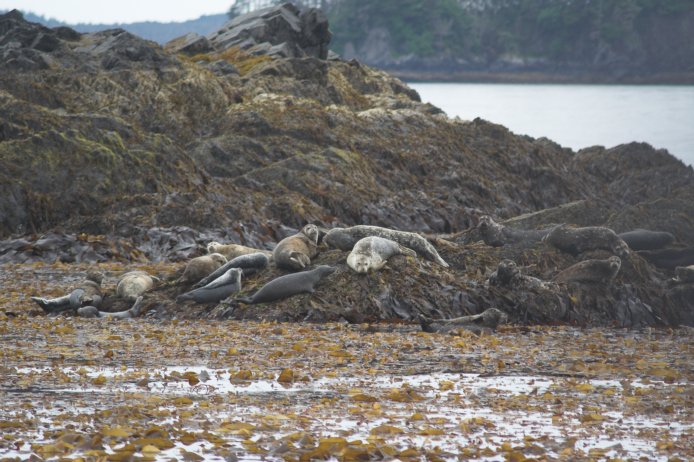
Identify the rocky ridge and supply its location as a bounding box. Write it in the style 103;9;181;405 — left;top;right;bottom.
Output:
1;7;693;327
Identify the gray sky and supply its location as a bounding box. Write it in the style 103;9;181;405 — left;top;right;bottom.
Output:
0;0;234;23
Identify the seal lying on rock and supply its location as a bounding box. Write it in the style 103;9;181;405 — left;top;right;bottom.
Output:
618;229;675;251
77;296;145;319
325;225;449;267
237;265;335;304
194;252;269;288
207;241;273;261
177;268;242;304
273;224;320;271
487;259;548;290
637;248;694;270
179;253;227;285
419;308;508;334
31;270;104;313
347;236;417;274
674;265;694;283
116;271;158;301
553;256;621;284
477;215;552;247
543;225;629;257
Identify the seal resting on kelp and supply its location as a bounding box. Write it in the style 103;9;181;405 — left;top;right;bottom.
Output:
116;271;158;301
273;224;320;271
179;253;227;285
618;229;675;251
325;225;449;267
177;268;242;304
553;256;621;285
31;270;104;313
236;265;335;304
207;241;272;260
347;236;417;274
78;296;145;319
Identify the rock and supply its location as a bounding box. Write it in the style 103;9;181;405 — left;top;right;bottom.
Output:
164;32;213;55
207;3;331;59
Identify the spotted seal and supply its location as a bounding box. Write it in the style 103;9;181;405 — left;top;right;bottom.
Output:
618;229;675;251
543;225;628;257
116;271;158;301
477;215;553;247
207;241;273;260
194;252;269;288
637;247;694;270
237;265;335;304
347;236;417;274
177;268;243;304
553;256;621;284
273;224;320;271
179;253;227;285
31;270;104;313
78;296;144;319
325;225;449;267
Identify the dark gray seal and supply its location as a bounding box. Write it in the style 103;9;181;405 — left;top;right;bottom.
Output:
553;256;621;284
347;236;417;274
77;296;144;319
177;268;242;304
618;229;675;251
273;224;320;271
237;265;335;304
638;247;694;270
325;225;449;267
477;215;553;247
543;225;628;257
194;252;269;288
31;270;104;313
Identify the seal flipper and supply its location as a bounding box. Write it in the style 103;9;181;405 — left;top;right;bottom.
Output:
68;288;86;309
398;245;418;258
31;293;74;313
236;296;253;304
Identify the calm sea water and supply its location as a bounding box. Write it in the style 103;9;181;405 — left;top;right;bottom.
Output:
410;83;694;166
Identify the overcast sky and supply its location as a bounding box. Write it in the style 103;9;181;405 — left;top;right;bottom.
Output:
0;0;234;23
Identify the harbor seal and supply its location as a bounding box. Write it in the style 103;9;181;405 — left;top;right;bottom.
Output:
177;268;242;304
553;256;621;284
543;225;629;257
347;236;417;274
207;241;273;260
116;271;158;301
179;253;227;285
325;225;449;267
194;252;269;288
638;247;694;270
31;270;104;313
674;265;694;283
273;224;320;271
419;308;508;334
78;296;144;319
477;215;552;247
618;229;675;251
237;265;335;304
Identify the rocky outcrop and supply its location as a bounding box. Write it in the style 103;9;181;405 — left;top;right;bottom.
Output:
1;9;693;327
203;3;331;59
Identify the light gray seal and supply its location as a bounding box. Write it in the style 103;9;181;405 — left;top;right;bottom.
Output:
273;224;320;271
347;236;417;274
618;229;675;251
31;270;104;313
325;225;449;267
177;268;243;304
179;253;227;285
207;241;273;260
237;265;335;304
553;256;621;284
194;252;269;288
78;296;144;319
543;225;629;257
116;271;158;301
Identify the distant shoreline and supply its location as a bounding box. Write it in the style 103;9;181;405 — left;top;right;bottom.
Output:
392;70;694;85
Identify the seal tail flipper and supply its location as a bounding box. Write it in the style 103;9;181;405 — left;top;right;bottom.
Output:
399;245;418;258
236;296;253;304
68;288;86;309
128;296;144;317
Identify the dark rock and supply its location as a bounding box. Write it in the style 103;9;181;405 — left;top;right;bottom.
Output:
164;32;213;55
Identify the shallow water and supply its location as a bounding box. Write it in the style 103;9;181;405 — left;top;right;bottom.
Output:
410;83;694;166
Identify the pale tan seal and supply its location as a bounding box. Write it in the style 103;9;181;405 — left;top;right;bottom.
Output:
347;236;417;274
325;225;449;267
207;241;273;260
179;253;227;285
31;270;104;313
116;270;158;301
554;256;621;284
273;224;320;271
